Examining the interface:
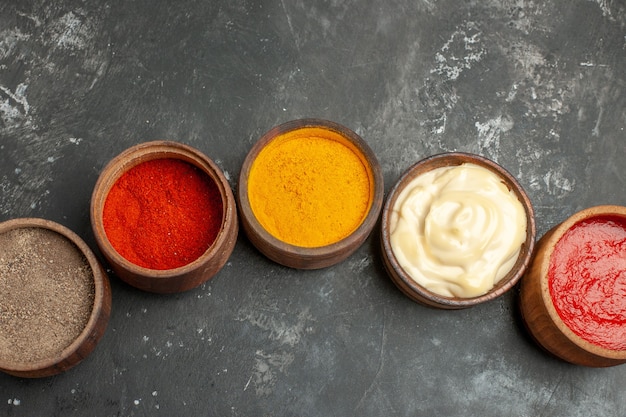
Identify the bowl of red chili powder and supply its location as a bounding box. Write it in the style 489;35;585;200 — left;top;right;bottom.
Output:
91;141;238;293
0;218;111;378
238;119;384;269
520;205;626;367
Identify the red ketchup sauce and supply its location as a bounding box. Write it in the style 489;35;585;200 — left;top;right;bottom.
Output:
548;216;626;350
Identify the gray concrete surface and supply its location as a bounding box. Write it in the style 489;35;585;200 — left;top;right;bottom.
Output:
0;0;625;416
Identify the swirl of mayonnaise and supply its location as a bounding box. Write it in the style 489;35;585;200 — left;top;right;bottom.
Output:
389;163;527;298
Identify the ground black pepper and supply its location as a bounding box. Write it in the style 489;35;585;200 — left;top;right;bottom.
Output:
0;227;95;364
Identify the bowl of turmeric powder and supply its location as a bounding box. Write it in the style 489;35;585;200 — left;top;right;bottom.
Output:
90;140;238;293
238;119;384;269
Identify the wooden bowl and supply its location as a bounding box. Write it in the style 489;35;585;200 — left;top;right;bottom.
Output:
237;119;384;269
0;218;111;378
381;152;536;309
519;205;626;367
91;141;238;293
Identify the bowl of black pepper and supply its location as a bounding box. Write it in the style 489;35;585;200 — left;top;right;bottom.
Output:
0;218;112;378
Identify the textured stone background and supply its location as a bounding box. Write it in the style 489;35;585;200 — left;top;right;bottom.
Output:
0;0;625;416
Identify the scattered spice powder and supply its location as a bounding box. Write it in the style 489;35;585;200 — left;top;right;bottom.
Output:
103;158;223;270
0;227;95;364
247;127;373;247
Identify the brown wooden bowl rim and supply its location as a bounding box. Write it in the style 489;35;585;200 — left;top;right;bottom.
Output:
381;152;537;308
237;118;384;267
536;204;626;359
0;217;110;372
90;140;237;279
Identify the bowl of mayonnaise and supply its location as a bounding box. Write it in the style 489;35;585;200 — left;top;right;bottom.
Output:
381;152;536;309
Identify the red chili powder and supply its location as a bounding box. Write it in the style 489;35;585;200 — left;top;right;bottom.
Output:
103;158;223;270
548;216;626;350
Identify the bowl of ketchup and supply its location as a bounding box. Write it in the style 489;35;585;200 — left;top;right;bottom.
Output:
519;205;626;367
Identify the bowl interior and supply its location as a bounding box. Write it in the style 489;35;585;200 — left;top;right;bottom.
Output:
381;152;536;308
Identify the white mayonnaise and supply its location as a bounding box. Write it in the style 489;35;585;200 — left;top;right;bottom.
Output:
389;163;527;298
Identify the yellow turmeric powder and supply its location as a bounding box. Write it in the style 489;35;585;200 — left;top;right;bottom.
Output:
247;126;374;247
